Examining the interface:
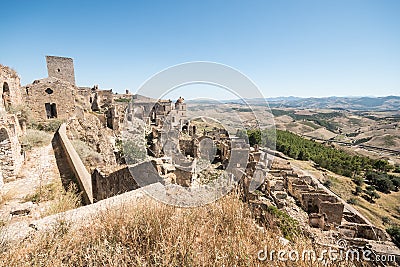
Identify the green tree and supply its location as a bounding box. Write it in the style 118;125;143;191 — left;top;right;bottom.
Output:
387;226;400;247
354;186;363;195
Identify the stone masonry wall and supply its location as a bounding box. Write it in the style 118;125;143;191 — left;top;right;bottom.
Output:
46;56;76;85
24;77;76;121
317;199;344;225
0;114;23;182
0;65;23;112
91;166;139;202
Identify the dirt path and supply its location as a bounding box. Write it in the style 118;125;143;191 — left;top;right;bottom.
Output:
0;143;60;223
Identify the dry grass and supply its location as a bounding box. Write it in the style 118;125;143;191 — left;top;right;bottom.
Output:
0;189;15;227
19;129;52;150
24;180;81;217
355;191;400;228
0;190;15;208
0;193;343;267
71;139;103;169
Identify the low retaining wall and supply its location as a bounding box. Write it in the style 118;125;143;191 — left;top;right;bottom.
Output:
53;123;93;204
92;166;139;201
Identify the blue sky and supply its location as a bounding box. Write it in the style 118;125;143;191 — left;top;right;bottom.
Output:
0;0;399;98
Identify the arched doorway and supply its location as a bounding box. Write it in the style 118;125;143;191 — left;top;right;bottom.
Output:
0;128;12;179
2;82;11;111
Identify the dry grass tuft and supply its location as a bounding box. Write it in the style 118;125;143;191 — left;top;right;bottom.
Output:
0;190;15;208
71;139;103;168
19;129;52;150
0;193;330;266
24;181;81;217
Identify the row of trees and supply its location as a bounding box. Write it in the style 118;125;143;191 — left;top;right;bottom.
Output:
244;129;392;177
365;171;400;194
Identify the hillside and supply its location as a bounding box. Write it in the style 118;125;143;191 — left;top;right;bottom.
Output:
265;96;400;111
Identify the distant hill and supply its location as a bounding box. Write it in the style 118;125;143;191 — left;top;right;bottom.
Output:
265;96;400;110
188;96;400;111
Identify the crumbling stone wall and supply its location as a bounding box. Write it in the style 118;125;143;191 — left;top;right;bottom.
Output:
24;77;76;121
92;89;113;112
0;64;23;112
301;192;337;212
174;167;193;187
339;223;388;241
91;166;139;201
0;65;24;183
46;56;76;85
179;139;197;157
130;94;188;129
0;115;23;182
316;200;344;225
76;87;96;111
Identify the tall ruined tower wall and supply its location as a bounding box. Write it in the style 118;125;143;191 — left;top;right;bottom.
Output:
46;56;76;85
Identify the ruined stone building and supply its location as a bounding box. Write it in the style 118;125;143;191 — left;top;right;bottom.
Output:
0;65;25;185
0;55;133;197
23;56;78;121
24;77;77;121
129;94;187;130
22;56;124;131
46;55;76;85
1;64;23;112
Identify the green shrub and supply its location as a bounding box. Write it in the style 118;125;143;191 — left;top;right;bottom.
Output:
366;171;397;193
122;139;147;164
266;206;300;241
354;186;363;195
347;198;358;205
363;187;380;203
352;176;364;186
387;225;400;247
394;165;400;173
323;179;332;188
30;119;64;132
115;98;131;103
382;216;391;225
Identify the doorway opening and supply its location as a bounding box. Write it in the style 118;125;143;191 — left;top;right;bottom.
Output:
2;82;11;111
45;103;57;119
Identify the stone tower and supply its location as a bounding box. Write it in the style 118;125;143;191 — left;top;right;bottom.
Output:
175;96;186;114
46;55;76;85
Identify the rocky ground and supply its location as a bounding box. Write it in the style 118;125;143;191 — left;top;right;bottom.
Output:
0;144;61;227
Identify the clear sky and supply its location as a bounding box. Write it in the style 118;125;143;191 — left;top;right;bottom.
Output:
1;0;399;98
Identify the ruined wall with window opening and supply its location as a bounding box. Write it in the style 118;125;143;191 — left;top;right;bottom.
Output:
24;78;77;121
46;56;76;85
